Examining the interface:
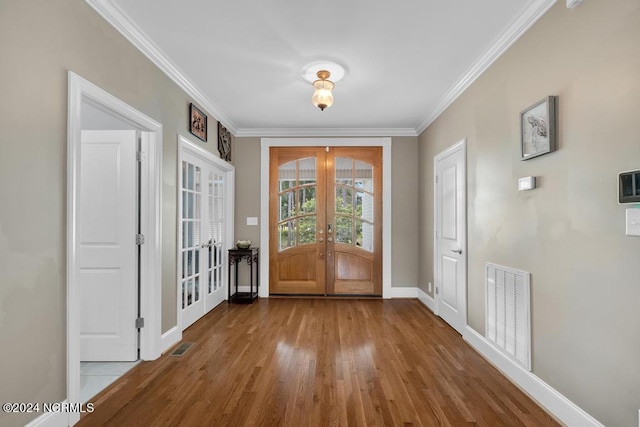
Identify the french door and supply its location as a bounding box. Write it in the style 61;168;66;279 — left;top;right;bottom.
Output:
180;150;227;330
269;146;382;296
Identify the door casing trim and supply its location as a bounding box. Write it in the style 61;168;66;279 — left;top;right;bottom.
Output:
260;138;392;298
67;71;163;424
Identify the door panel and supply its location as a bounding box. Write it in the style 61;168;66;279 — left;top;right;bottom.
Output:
180;157;205;329
435;141;466;334
205;169;226;309
79;130;138;361
180;154;228;330
269;146;382;296
327;148;382;295
270;147;326;294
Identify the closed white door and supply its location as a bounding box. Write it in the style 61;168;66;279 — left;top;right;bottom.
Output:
435;139;467;335
204;169;226;309
180;153;227;330
79;130;138;361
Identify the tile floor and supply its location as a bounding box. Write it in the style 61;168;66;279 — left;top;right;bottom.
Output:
80;361;139;403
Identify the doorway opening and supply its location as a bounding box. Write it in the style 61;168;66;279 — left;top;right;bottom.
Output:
260;138;392;298
269;146;382;296
67;72;163;424
177;135;235;332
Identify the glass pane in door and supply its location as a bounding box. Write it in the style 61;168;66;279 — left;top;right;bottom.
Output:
335;157;375;252
278;157;317;250
181;161;203;309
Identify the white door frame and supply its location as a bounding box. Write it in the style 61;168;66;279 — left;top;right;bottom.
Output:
67;72;163;424
433;138;467;326
177;135;235;332
260;138;392;298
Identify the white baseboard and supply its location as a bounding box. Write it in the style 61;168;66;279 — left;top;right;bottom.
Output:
159;325;181;355
389;286;418;298
23;400;71;427
463;327;603;427
417;287;435;312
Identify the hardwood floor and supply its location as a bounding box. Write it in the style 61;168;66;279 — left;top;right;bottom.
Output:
78;299;559;426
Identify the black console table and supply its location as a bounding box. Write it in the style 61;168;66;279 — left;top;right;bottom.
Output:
228;247;259;303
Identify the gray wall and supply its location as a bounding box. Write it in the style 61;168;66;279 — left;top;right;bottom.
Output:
0;1;221;425
418;1;640;425
233;136;420;289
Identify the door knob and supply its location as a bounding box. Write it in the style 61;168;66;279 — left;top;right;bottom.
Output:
327;237;333;242
451;248;462;254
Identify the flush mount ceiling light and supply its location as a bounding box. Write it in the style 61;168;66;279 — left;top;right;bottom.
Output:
302;61;345;111
312;70;334;111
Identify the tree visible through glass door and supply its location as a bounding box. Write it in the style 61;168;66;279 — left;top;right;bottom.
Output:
269;146;382;296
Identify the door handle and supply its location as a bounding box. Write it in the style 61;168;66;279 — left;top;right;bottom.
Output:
451;249;462;254
327;224;333;234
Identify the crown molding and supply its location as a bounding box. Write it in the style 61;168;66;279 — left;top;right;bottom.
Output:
87;0;557;139
415;0;558;135
234;127;418;138
86;0;239;135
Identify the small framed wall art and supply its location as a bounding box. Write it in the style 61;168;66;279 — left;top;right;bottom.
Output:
189;103;207;142
218;122;231;161
521;96;556;160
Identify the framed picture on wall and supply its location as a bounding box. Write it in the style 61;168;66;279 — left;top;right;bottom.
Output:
521;96;556;160
218;122;231;161
189;103;207;142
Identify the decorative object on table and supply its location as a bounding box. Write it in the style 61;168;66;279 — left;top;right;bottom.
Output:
236;240;251;249
520;96;556;160
189;103;207;142
218;122;231;161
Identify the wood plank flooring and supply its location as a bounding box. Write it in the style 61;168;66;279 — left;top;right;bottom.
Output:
78;299;560;426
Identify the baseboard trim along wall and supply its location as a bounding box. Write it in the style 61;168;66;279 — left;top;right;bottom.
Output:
417;287;435;312
463;327;604;427
23;400;72;427
160;325;181;355
389;287;419;298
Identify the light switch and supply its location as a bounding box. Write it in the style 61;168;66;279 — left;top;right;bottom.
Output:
626;208;640;236
246;217;258;226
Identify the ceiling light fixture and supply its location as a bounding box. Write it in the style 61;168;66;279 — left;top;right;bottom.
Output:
302;61;345;112
312;70;334;111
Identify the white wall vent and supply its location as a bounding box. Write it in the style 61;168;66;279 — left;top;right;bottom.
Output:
485;263;531;371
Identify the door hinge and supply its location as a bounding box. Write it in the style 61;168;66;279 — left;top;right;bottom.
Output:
136;234;145;245
135;317;144;329
136;150;145;162
435;287;439;295
435;175;439;183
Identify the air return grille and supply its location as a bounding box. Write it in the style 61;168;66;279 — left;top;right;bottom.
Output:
169;342;194;357
485;263;531;371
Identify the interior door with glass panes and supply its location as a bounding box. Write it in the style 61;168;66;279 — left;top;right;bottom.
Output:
204;168;226;310
180;153;227;330
269;146;382;296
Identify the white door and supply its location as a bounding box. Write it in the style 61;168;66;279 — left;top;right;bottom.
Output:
204;168;226;309
435;139;467;335
180;153;227;330
79;130;138;361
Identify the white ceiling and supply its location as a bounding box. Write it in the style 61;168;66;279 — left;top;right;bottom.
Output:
91;0;556;136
